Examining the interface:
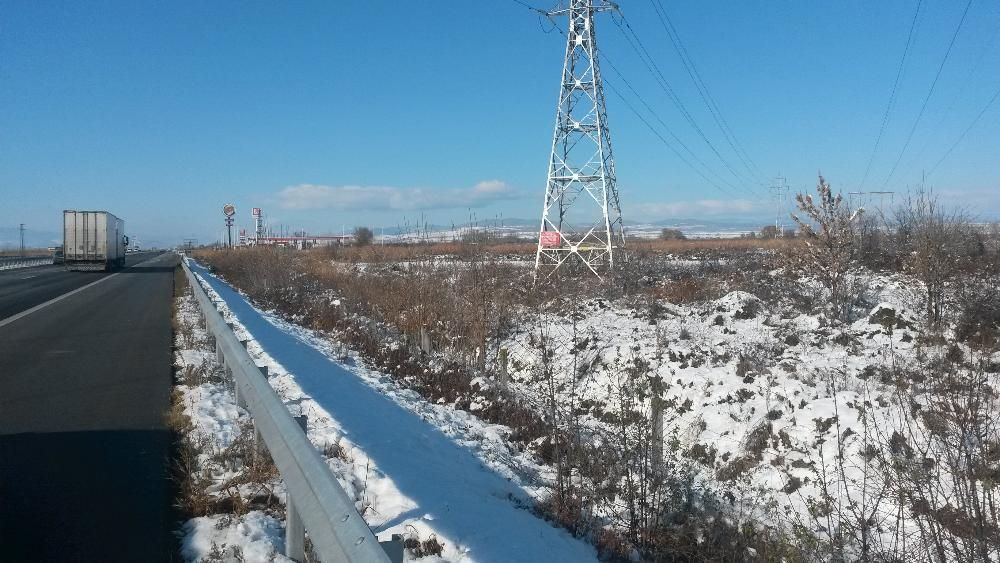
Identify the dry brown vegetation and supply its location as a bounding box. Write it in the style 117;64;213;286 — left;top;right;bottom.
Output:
308;235;799;265
629;236;800;253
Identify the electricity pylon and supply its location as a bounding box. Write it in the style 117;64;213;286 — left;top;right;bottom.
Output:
769;177;789;238
534;0;625;281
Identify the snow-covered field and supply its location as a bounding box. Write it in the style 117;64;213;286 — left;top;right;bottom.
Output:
184;247;1000;561
178;259;597;562
492;265;999;557
500;277;911;513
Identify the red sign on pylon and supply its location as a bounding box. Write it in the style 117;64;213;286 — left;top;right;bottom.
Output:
540;231;561;248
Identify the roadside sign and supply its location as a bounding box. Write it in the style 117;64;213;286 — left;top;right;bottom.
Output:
223;204;236;217
540;231;561;248
252;207;262;217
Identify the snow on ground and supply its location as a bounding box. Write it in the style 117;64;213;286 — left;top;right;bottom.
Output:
175;288;290;562
495;267;953;544
185;259;598;562
180;512;292;563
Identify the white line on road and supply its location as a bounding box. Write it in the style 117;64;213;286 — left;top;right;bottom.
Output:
0;254;169;330
0;273;120;329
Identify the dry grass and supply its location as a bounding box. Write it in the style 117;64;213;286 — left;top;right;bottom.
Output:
170;285;283;523
318;241;535;263
173;261;188;297
629;236;801;253
299;236;800;264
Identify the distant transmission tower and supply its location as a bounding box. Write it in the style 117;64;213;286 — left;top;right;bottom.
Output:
768;178;789;237
534;0;624;281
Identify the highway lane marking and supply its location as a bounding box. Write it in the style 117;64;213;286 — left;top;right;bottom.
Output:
0;253;170;330
0;273;121;329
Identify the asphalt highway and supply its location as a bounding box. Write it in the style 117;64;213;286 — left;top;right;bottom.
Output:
0;251;180;561
0;252;158;321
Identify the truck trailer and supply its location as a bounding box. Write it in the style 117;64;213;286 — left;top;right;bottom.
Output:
63;210;128;271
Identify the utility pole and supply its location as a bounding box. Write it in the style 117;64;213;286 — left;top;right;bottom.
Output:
534;0;624;281
18;223;25;256
768;177;788;237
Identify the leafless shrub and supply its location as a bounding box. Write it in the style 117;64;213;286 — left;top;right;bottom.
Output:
401;527;445;559
660;228;686;240
894;189;980;326
788;175;864;320
953;279;1000;348
353;226;374;246
653;276;723;304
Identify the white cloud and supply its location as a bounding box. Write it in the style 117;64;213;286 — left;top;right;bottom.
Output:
275;180;518;211
627;199;761;218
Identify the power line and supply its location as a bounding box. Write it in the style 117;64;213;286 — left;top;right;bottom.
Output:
601;55;742;193
926;82;1000;176
646;0;767;185
609;12;764;195
896;18;1000;182
508;0;546;15
858;0;924;190
605;80;739;197
879;0;974;190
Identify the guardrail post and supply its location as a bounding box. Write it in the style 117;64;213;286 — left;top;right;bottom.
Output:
286;413;308;561
286;498;306;562
498;347;509;387
420;326;432;355
253;365;269;459
235;380;247;410
285;414;309;561
380;535;405;563
216;340;224;365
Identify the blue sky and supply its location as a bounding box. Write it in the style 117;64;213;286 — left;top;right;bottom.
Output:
1;1;998;247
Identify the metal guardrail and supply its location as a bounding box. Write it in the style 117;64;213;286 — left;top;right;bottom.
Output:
0;255;52;269
182;260;395;563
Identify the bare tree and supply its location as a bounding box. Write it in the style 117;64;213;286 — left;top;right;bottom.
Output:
660;228;686;241
353;226;374;246
789;175;863;319
894;190;974;326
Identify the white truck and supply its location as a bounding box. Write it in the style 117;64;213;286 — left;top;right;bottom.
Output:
63;210;128;271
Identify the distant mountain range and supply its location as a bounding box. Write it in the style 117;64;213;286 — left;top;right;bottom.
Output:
376;216;769;236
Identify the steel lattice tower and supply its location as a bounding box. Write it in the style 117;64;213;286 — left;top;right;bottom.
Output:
534;0;624;281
